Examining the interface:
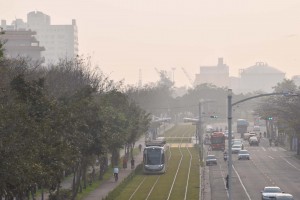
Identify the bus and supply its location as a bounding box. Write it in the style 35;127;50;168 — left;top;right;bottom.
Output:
237;119;248;138
210;132;225;151
143;138;168;174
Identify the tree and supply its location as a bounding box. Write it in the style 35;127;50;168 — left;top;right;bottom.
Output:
255;79;300;153
0;28;5;60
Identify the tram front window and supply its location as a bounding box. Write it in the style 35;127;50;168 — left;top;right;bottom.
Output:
146;148;162;165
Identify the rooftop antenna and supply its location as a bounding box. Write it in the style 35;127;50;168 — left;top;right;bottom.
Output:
15;16;17;30
138;68;142;88
171;67;176;84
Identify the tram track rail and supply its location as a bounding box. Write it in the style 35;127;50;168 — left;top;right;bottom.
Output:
184;146;193;200
167;141;184;200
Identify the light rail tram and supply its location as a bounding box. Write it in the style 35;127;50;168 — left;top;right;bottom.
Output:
143;137;168;174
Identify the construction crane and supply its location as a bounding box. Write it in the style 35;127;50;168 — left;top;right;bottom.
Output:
181;67;194;87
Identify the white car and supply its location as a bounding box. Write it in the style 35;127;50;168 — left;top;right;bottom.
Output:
238;149;250;160
231;144;242;154
261;186;283;200
249;136;259;146
232;139;244;149
206;155;217;166
232;139;243;145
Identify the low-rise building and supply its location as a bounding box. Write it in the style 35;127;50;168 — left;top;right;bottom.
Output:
238;62;285;93
194;58;229;88
0;29;45;61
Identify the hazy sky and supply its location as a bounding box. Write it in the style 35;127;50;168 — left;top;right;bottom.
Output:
1;0;300;87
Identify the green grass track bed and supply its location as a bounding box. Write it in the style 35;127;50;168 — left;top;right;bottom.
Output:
113;147;200;200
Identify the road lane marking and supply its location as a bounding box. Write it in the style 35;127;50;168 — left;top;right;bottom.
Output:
218;162;229;198
232;165;252;200
281;157;300;171
268;156;274;159
261;147;266;151
271;147;277;151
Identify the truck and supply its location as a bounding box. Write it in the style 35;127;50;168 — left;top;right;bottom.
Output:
210;132;225;151
237;119;249;138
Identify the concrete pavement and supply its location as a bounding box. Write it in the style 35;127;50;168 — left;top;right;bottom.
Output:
83;137;145;200
84;151;143;200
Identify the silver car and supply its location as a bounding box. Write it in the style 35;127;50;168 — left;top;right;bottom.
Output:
206;155;217;166
274;193;294;200
231;144;242;154
261;186;283;200
238;149;250;160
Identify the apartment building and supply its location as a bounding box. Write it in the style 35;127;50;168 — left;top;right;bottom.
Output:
1;11;78;65
194;58;229;88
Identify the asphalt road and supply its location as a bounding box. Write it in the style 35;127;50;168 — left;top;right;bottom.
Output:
207;137;300;200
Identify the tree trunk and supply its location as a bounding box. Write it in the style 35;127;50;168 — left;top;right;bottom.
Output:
130;143;134;159
297;136;300;155
41;188;44;200
82;163;87;189
99;155;108;180
71;163;82;200
72;169;76;192
111;148;120;167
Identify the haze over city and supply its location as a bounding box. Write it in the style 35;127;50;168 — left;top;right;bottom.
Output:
2;0;300;87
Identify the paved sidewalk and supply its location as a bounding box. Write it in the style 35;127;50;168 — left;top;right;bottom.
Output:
83;139;144;200
36;139;145;200
202;145;211;200
84;151;143;200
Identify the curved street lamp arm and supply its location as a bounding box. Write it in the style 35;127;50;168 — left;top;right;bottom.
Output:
232;92;295;106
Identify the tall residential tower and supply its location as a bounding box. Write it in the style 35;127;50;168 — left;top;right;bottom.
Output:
27;11;78;65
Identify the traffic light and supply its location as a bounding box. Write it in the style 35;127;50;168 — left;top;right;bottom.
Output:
267;117;273;120
210;115;218;118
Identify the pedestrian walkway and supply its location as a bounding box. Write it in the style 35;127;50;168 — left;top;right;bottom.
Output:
83;139;144;200
202;145;211;200
84;151;143;200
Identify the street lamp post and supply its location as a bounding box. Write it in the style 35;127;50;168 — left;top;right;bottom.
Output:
227;89;233;200
198;99;215;162
227;89;298;200
199;101;203;162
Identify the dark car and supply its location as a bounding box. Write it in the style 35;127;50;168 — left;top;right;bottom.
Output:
206;155;217;166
